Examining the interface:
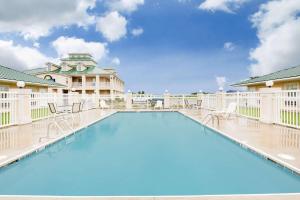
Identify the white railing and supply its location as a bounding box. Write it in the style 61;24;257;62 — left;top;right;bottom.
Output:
4;90;300;129
201;94;217;110
237;92;261;120
72;82;82;87
0;92;17;128
273;90;300;128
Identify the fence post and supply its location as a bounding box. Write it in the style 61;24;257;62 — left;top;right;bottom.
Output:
11;89;32;125
236;91;240;113
126;92;132;109
164;92;170;109
259;88;280;123
216;92;225;111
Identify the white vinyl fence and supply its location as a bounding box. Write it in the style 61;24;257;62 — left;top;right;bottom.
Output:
2;90;300;129
0;92;17;127
273;91;300;129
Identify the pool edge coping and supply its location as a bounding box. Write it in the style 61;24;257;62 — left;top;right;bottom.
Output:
178;111;300;176
0;110;117;169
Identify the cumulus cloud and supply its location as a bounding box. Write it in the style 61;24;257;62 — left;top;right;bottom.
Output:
112;57;121;65
224;42;235;51
131;28;144;37
249;0;300;76
96;11;127;42
0;40;52;70
0;0;96;40
216;76;227;90
105;0;144;13
199;0;248;13
52;36;108;61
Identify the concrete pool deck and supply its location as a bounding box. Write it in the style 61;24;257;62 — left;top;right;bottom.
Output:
180;109;300;174
0;109;299;199
0;109;116;168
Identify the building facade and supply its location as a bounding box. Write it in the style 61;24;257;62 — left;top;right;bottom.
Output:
232;65;300;91
0;65;63;92
25;53;124;95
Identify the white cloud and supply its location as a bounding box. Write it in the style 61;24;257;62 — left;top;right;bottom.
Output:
33;42;40;48
105;0;144;13
96;11;127;42
216;76;227;90
224;42;235;51
199;0;248;13
52;36;108;61
131;28;144;37
0;0;96;40
249;0;300;76
112;57;121;65
0;40;51;70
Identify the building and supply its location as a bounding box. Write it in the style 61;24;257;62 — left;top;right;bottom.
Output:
232;65;300;91
25;53;125;95
0;65;63;92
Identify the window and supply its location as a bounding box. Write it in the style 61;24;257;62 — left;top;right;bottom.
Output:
0;86;8;91
76;63;85;71
284;82;299;90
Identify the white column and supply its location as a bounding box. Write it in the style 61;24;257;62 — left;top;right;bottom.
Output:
110;75;115;99
95;75;100;95
82;75;86;94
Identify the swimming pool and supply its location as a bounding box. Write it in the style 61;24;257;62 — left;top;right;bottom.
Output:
0;112;299;196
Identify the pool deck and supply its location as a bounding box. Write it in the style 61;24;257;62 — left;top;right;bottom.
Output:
0;109;116;168
0;108;300;199
180;109;300;174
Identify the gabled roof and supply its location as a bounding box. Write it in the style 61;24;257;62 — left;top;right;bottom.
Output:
26;66;115;76
232;65;300;86
0;65;64;87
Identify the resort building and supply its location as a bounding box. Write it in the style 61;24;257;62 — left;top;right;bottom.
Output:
25;53;125;95
232;65;300;91
0;65;63;92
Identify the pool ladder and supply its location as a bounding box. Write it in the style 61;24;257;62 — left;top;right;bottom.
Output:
202;114;220;126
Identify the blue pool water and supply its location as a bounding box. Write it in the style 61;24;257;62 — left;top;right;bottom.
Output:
0;112;300;196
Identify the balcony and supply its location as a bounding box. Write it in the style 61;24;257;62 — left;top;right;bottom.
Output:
72;82;82;88
100;82;110;89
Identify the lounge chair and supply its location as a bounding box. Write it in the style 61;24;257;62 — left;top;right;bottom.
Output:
184;99;193;109
48;102;81;131
195;100;202;110
203;102;237;125
99;100;109;109
154;100;163;109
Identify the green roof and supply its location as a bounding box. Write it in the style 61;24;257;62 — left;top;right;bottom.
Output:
23;67;48;75
232;65;300;86
26;66;113;76
0;65;64;87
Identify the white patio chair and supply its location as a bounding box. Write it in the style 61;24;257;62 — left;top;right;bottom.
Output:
99;100;109;109
184;99;193;109
154;100;163;109
203;102;237;125
195;100;202;110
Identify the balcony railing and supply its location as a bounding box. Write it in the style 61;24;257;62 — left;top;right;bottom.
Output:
72;82;82;87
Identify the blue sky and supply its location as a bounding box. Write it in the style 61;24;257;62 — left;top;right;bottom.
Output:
0;0;300;93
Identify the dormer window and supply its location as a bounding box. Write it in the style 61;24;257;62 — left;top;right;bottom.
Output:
76;63;85;71
47;63;52;71
61;62;68;71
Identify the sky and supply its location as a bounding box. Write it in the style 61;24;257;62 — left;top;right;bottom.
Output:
0;0;300;93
